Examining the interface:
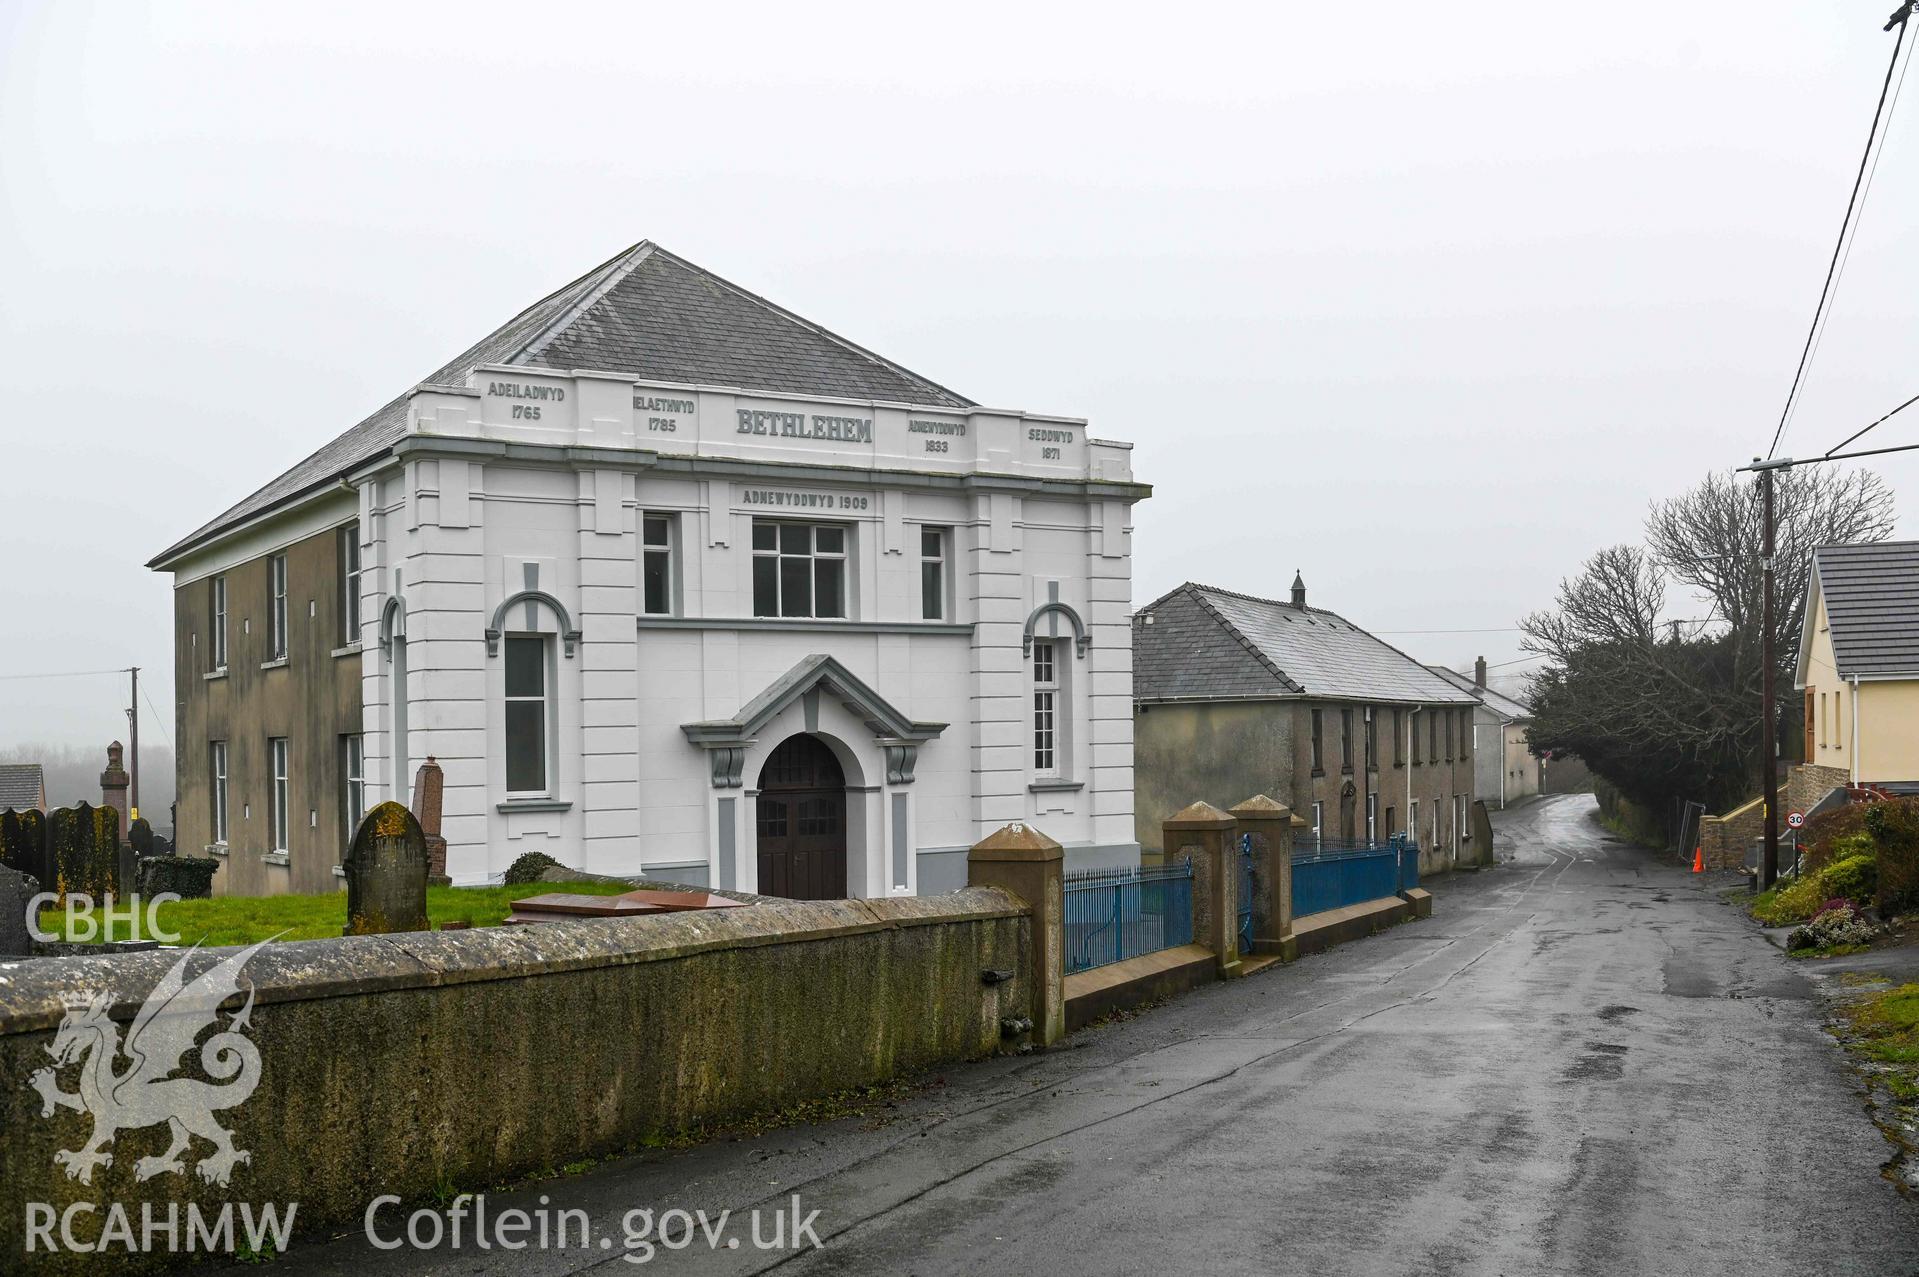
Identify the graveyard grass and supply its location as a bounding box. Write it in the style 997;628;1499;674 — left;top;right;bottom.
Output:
35;882;639;946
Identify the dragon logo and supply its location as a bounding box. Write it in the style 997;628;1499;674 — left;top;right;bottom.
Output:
28;941;270;1187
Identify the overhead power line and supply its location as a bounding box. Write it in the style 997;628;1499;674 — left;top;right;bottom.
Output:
1822;388;1919;456
0;667;128;682
1767;2;1914;459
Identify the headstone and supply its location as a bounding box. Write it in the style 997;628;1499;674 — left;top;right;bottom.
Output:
134;855;219;900
410;757;453;887
0;862;38;957
46;803;119;899
0;808;49;889
343;802;430;935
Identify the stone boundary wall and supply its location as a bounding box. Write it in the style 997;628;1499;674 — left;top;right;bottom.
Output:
0;890;1030;1274
1787;764;1850;822
1699;795;1764;870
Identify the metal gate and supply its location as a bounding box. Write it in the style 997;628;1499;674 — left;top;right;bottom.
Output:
1238;833;1256;954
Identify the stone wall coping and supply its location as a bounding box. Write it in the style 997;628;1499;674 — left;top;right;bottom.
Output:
0;888;1025;1037
1228;794;1294;820
969;821;1064;855
1163;800;1236;830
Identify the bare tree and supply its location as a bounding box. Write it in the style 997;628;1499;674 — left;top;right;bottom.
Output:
1523;466;1895;820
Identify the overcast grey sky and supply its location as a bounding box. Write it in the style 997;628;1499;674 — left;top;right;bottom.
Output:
2;1;1916;757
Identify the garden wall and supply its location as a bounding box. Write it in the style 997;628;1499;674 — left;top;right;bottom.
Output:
0;890;1031;1274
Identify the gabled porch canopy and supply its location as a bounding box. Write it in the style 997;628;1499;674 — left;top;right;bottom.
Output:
682;654;948;788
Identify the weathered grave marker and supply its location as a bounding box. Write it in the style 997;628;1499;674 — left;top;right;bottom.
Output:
134;855;219;900
0;808;49;890
343;801;429;935
46;803;120;900
411;757;453;887
0;862;37;957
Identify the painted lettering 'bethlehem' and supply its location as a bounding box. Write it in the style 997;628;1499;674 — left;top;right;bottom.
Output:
736;410;874;444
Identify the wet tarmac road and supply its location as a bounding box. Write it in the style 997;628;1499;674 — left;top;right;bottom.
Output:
255;795;1919;1276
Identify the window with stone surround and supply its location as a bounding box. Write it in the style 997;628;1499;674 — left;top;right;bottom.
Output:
920;526;949;621
341;734;365;845
338;524;361;645
268;737;289;853
505;635;552;796
267;553;288;661
642;513;676;616
1033;640;1059;775
209;741;228;844
209;575;228;671
751;521;847;619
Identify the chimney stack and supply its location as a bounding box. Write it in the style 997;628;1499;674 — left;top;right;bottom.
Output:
1474;656;1487;689
1290;571;1307;609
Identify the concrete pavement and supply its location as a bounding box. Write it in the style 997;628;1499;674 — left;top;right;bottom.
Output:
244;794;1919;1275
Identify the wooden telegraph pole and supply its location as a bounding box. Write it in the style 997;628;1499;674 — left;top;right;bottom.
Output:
1746;458;1793;890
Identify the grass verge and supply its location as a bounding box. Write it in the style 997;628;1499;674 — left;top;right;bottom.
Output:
34;881;638;946
1832;983;1919;1191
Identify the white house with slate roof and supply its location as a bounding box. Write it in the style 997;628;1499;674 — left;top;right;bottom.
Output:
150;242;1148;897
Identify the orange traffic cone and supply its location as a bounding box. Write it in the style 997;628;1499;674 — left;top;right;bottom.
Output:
1692;846;1704;874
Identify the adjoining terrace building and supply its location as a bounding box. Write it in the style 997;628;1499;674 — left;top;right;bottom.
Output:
149;242;1148;898
1132;577;1481;874
1429;659;1540;809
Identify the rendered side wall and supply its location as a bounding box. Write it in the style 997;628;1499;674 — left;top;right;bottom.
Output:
0;891;1030;1276
172;521;363;895
1859;681;1919;784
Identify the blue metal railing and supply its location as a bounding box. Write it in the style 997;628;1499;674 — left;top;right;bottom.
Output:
1064;861;1195;974
1291;833;1410;917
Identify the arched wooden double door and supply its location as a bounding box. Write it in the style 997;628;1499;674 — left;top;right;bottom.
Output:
755;734;848;899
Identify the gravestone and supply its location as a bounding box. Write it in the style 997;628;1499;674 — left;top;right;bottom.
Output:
46;803;119;899
343;802;429;936
0;808;49;890
0;862;38;957
411;757;452;887
134;855;219;900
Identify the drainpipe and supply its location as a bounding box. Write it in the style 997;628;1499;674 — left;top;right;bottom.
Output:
1499;722;1508;809
1851;674;1861;786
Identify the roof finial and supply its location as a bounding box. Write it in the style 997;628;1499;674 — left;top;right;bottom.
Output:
1290;571;1306;609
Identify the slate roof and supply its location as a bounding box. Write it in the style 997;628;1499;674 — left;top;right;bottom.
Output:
0;763;45;811
1427;665;1532;721
149;242;975;568
1133;583;1479;706
1811;541;1919;678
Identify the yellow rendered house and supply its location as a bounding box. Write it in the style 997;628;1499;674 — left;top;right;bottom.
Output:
1794;541;1919;787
